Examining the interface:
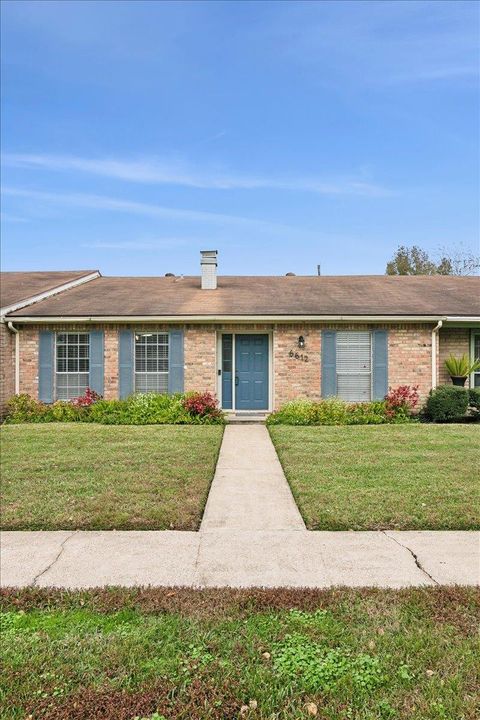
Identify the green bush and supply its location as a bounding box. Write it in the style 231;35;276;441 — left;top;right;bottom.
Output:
424;385;469;422
266;397;411;426
5;392;225;425
468;387;480;411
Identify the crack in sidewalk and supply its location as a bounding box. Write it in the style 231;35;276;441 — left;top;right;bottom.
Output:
382;531;438;585
32;531;78;586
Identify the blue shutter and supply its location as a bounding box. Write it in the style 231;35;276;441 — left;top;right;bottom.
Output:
372;330;388;400
168;329;184;393
89;330;104;396
38;331;54;403
119;330;134;399
321;330;337;398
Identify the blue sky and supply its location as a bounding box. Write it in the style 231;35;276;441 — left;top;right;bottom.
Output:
1;0;478;276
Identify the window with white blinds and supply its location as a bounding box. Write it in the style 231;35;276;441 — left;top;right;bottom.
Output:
134;332;169;393
336;331;372;402
55;333;90;400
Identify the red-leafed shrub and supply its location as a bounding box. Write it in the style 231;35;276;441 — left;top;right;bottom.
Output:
71;388;102;407
182;391;223;421
385;385;419;419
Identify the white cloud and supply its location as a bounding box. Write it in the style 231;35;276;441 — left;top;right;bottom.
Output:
2;153;392;197
1;186;296;233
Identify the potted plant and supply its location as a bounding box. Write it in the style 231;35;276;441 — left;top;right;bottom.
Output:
444;354;480;387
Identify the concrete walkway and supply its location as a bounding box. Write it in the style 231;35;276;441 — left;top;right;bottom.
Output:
1;426;479;589
201;425;305;531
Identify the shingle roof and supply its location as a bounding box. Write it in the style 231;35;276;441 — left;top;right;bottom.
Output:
0;271;98;312
6;274;480;318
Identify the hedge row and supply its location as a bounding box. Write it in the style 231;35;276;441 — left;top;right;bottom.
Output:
5;391;225;425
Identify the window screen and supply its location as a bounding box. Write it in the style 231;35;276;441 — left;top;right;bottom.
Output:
56;333;90;400
336;331;372;402
135;332;169;393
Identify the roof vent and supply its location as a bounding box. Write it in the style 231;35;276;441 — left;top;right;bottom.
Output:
200;250;218;290
285;272;296;276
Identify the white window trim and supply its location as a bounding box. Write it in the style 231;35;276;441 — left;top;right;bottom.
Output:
134;331;169;393
336;330;373;402
471;330;480;389
54;332;90;401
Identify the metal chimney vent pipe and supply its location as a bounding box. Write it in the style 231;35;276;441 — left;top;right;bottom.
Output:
200;250;218;290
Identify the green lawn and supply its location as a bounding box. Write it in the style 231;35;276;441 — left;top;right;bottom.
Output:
1;587;478;720
0;424;223;531
269;424;479;531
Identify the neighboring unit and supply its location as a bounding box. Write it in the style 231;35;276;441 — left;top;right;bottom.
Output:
1;252;479;415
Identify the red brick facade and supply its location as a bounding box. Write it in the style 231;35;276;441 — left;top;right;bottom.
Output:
2;321;474;414
0;323;15;416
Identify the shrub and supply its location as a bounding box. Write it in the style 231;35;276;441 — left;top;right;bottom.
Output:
182;391;224;423
5;392;225;425
468;387;480;411
5;394;50;423
385;385;419;420
71;388;102;407
267;393;414;426
424;385;469;422
88;399;131;424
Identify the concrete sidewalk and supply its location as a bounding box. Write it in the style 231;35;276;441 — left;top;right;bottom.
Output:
201;425;305;531
1;529;478;588
1;425;479;589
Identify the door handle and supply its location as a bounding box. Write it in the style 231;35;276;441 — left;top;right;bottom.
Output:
235;376;239;386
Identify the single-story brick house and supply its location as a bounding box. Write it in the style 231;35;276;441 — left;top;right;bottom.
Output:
1;251;479;415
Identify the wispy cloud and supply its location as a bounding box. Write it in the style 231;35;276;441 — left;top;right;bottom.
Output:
81;238;193;250
2;153;392;197
1;186;296;233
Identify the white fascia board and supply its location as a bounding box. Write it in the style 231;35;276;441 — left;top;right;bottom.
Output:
0;271;100;317
2;313;459;324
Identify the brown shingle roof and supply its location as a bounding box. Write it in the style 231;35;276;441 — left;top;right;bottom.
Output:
6;274;480;318
0;271;98;311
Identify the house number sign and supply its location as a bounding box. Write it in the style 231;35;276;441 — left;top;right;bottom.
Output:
289;350;309;362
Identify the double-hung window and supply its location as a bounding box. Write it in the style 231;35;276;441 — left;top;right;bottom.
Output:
336;331;372;401
55;333;90;400
135;332;169;393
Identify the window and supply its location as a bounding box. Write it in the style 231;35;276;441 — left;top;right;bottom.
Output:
336;331;372;401
472;332;480;388
135;332;169;393
56;333;90;400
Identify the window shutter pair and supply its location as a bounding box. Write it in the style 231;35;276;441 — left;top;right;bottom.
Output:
118;329;184;399
38;330;104;403
321;330;388;400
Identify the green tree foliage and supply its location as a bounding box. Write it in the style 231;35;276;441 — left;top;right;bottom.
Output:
386;245;479;276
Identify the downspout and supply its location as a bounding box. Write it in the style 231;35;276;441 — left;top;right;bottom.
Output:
7;321;20;394
431;319;443;390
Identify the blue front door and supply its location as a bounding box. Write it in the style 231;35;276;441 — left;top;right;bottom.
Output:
235;334;269;410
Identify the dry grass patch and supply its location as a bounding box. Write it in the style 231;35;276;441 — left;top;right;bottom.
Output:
1;587;478;720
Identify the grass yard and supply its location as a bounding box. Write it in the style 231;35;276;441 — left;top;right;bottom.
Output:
0;423;223;531
1;586;478;720
269;424;479;531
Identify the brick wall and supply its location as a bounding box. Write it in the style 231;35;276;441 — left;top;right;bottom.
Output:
0;323;15;417
438;327;471;386
387;325;433;401
6;322;477;411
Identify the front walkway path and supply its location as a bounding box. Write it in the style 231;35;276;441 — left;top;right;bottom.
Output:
1;426;479;589
201;425;305;531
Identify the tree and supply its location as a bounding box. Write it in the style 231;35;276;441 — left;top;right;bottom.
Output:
386;245;479;276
